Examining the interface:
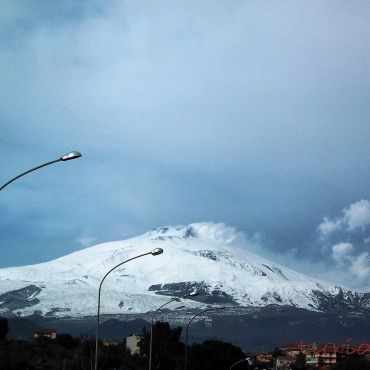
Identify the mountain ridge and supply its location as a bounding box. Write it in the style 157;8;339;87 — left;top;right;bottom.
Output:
0;222;369;318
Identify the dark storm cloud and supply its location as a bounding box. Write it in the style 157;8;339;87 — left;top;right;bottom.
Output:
1;1;370;289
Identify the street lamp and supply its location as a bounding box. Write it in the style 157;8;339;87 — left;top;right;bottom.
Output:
0;151;82;191
94;248;163;370
149;291;198;370
184;306;225;370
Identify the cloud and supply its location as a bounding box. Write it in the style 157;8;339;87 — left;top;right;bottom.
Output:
331;242;353;264
327;242;370;288
314;200;370;289
189;222;248;245
318;217;342;237
343;199;370;231
349;252;370;280
318;199;370;237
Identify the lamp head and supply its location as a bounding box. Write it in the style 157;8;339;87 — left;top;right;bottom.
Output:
60;151;82;161
150;248;163;256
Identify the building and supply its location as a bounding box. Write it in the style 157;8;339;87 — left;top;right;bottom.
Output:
33;328;57;340
302;344;337;367
280;343;338;367
270;342;370;369
305;352;337;367
280;344;303;357
102;339;120;347
256;352;273;366
276;355;296;370
126;334;141;355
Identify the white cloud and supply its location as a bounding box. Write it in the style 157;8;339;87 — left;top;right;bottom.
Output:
343;199;370;231
190;222;247;245
317;200;370;288
329;243;369;285
318;217;342;236
318;199;370;238
349;252;370;280
331;242;353;264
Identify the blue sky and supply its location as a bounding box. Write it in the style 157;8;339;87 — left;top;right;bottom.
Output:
1;0;370;290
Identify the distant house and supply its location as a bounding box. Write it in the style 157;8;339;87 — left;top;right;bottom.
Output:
126;334;141;355
256;352;273;365
306;351;337;367
280;343;337;367
270;342;370;369
280;344;303;357
34;328;57;340
301;344;337;367
276;355;295;369
102;339;120;347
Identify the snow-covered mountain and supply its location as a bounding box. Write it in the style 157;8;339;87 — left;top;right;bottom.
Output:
0;223;369;318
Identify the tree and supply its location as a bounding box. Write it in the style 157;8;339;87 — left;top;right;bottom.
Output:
139;321;184;370
334;356;370;370
292;352;307;370
0;318;10;370
272;347;283;359
56;333;80;349
188;340;246;370
0;318;9;342
271;347;283;369
318;356;325;367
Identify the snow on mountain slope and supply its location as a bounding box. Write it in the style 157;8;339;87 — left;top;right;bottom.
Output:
0;223;367;318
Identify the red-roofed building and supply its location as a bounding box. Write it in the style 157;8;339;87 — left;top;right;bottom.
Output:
34;328;57;340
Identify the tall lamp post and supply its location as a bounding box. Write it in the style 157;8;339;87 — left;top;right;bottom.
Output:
149;291;198;370
94;248;164;370
184;306;225;370
0;151;82;191
230;358;248;369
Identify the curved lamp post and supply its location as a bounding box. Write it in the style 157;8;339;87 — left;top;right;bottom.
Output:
184;306;225;370
94;248;163;370
149;291;198;370
230;358;248;369
0;151;82;191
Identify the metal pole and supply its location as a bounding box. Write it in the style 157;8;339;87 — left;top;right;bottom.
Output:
184;306;225;370
94;249;163;370
0;151;82;192
149;291;198;370
0;159;60;191
230;358;247;370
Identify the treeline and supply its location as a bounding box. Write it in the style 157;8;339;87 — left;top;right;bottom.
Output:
0;318;248;370
1;318;370;370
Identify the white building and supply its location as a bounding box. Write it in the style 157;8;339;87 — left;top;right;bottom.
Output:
126;334;141;355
